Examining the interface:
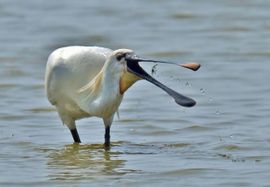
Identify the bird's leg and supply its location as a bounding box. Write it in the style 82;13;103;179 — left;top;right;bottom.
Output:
104;126;110;148
70;128;81;143
103;116;113;149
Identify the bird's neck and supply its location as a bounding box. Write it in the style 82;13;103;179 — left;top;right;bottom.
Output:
101;68;121;98
79;68;121;100
77;69;122;117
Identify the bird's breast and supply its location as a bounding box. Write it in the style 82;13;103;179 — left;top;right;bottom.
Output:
77;77;123;119
86;93;123;118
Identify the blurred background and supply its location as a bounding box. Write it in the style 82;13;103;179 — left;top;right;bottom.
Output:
0;0;270;186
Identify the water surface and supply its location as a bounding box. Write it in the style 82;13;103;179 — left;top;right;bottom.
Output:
1;0;270;186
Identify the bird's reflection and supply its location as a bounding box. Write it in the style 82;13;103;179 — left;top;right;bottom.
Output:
46;143;126;180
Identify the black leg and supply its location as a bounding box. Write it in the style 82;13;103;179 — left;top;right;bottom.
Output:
104;126;110;147
70;128;81;143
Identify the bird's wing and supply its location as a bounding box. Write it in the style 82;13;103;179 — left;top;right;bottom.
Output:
45;46;112;105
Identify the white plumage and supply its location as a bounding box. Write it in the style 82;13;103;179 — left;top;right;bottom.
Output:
45;46;200;146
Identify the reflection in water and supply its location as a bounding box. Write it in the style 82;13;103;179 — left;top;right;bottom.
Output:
46;143;126;180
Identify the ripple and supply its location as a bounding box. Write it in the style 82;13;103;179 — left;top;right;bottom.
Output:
214;144;250;151
0;83;18;89
161;168;226;176
0;114;31;121
217;153;246;163
27;107;56;113
45;143;130;180
5;69;28;77
217;26;251;33
163;143;191;148
0;56;20;63
176;125;213;132
171;13;199;20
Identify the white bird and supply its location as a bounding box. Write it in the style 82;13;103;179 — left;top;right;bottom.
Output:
45;46;200;146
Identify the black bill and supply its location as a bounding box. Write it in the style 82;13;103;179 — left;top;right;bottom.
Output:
126;55;199;107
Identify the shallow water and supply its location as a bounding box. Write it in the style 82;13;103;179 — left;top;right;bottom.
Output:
1;0;270;186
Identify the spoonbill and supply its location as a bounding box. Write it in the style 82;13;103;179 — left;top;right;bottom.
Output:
45;46;200;146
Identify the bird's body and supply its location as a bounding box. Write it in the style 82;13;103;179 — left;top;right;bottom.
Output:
45;46;200;146
46;46;118;128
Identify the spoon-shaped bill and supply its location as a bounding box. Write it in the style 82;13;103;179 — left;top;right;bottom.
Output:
180;63;200;71
142;72;196;107
126;60;196;107
125;55;200;71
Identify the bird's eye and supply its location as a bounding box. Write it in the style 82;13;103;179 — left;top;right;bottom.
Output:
116;54;125;61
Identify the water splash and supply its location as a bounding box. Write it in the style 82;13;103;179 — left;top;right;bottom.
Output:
208;97;213;103
185;81;191;87
151;64;158;76
200;88;206;94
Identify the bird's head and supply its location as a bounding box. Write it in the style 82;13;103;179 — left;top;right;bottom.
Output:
107;48;201;107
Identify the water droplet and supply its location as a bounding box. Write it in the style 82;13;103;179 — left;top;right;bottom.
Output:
215;110;220;115
174;78;181;82
208;97;213;102
181;108;186;113
219;136;223;142
200;88;206;94
151;64;158;76
185;81;191;87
